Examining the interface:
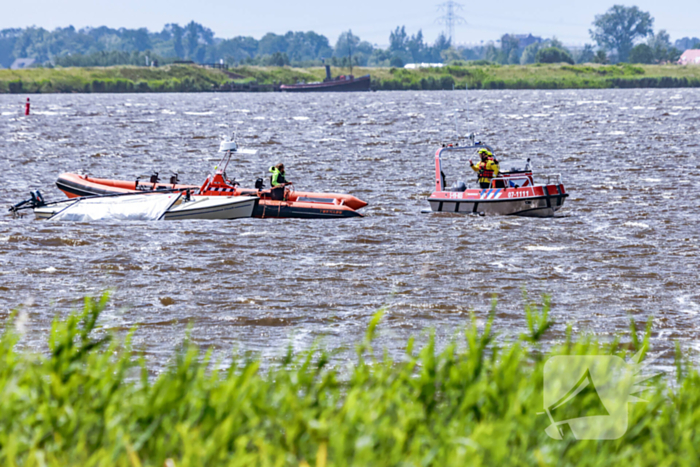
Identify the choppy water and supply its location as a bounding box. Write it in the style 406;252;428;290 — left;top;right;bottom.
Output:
1;89;699;367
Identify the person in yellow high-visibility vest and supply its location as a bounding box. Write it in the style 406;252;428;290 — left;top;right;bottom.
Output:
470;149;499;189
269;163;291;187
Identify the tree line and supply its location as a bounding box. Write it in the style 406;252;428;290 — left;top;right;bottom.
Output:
0;23;454;69
1;5;698;69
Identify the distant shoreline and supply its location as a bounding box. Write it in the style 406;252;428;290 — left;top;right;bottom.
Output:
2;63;700;93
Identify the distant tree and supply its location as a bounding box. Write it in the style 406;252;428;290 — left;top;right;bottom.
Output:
441;47;462;63
483;43;499;63
575;44;596;63
507;49;520;64
258;52;289;67
406;30;427;62
593;50;608;64
284;31;333;63
428;32;451;62
388;26;444;64
590;5;653;62
334;30;359;60
333;30;372;67
536;47;574;64
215;36;258;63
0;28;22;68
647;30;680;63
172;25;184;58
629;44;654;64
548;37;565;49
520;42;540;64
390;55;404;67
121;28;151;52
367;48;391;66
459;46;483;61
389;26;408;53
500;34;521;64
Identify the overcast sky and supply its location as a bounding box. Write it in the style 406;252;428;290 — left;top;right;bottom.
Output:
4;0;699;46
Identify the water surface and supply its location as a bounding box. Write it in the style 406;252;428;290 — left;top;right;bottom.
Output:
1;89;699;366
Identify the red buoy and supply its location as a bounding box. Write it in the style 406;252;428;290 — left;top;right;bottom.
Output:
24;98;30;116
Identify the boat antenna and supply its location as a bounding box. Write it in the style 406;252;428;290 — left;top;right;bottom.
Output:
465;81;470;139
453;110;459;140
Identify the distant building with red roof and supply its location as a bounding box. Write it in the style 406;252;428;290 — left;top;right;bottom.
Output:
679;50;700;65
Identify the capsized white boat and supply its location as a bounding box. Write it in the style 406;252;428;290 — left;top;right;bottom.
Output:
163;195;258;220
32;192;258;221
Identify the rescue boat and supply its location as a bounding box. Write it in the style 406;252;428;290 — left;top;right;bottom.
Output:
427;138;568;218
55;137;367;219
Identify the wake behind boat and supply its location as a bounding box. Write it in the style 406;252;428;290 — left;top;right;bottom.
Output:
427;138;568;218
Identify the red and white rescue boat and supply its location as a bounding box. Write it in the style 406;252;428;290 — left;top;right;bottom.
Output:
427;140;568;218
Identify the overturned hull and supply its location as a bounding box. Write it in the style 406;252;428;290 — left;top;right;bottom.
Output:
164;196;258;220
428;186;568;218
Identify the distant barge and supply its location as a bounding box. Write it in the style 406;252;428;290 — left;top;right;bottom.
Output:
280;65;371;92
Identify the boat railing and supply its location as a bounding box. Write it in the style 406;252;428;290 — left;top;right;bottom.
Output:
540;174;563;186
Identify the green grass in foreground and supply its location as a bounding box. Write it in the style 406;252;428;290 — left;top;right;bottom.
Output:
0;293;697;466
2;63;700;93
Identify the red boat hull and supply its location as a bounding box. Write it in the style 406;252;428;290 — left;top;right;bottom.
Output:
428;185;567;217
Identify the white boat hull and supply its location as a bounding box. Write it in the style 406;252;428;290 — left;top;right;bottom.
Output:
34;196;258;221
428;193;567;218
164;196;258;220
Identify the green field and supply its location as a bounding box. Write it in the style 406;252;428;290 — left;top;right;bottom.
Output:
0;293;697;466
2;63;700;93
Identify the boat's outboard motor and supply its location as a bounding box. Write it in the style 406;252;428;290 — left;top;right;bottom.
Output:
9;190;45;214
254;178;264;191
150;172;159;184
169;173;179;185
450;180;467;192
31;190;46;207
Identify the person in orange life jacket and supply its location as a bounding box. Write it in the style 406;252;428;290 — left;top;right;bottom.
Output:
269;163;292;187
470;149;499;189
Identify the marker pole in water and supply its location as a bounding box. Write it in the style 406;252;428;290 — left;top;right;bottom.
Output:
24;98;30;116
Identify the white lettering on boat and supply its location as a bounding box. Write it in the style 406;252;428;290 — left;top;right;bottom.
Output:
507;190;532;198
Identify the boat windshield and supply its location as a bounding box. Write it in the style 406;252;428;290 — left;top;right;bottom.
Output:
500;159;531;173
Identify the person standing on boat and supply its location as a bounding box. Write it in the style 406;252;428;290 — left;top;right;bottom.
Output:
470;149;499;189
269;163;291;187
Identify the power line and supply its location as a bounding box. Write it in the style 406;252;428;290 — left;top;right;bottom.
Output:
436;1;466;43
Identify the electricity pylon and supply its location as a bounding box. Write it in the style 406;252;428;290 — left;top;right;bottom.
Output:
436;1;466;43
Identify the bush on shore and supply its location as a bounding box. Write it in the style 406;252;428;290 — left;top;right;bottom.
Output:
0;293;697;466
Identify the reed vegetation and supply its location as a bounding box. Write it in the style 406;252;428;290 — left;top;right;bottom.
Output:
0;293;697;466
2;63;700;93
